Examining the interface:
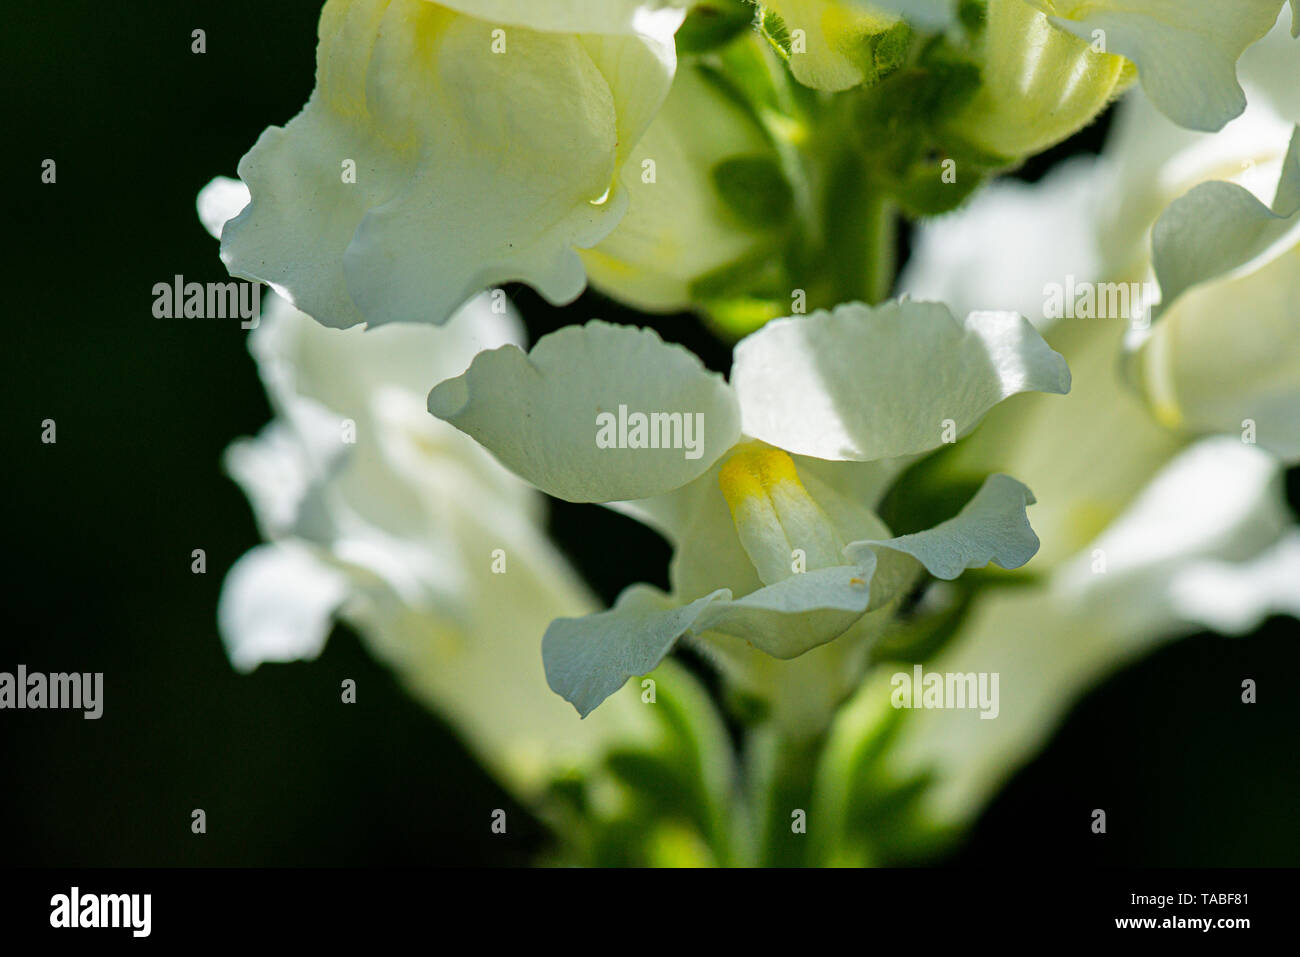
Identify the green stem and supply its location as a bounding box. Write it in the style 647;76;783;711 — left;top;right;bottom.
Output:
816;145;898;308
865;190;898;305
750;728;826;867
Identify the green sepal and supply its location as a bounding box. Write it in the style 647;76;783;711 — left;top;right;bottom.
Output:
809;681;962;866
758;6;793;57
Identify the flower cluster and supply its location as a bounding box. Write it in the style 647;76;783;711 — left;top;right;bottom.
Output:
208;0;1300;865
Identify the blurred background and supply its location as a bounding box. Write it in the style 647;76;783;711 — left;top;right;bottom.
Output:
3;0;1297;866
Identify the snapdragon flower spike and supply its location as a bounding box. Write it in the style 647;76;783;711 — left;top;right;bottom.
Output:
430;299;1070;716
1024;0;1298;132
220;0;683;329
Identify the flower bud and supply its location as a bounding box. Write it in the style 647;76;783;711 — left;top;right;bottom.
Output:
947;0;1132;159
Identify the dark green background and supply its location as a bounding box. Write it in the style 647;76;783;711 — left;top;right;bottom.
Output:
3;1;1297;866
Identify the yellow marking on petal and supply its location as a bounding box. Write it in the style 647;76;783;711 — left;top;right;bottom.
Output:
718;445;804;517
718;444;845;585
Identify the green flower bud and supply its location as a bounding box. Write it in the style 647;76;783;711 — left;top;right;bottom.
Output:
946;0;1133;159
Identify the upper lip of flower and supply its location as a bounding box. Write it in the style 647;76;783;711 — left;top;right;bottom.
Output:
218;0;681;331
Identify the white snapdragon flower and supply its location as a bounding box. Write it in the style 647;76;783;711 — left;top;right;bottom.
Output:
220;0;691;330
907;13;1300;520
1021;0;1297;131
1129;129;1300;461
838;437;1298;836
907;15;1300;465
1078;18;1300;461
879;24;1300;839
202;177;655;796
427;299;1070;722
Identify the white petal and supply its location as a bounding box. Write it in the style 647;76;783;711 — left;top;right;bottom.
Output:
434;0;691;35
340;17;663;326
1133;129;1300;460
249;290;523;421
1137;244;1300;462
578;25;678;177
218;544;349;672
872;437;1293;827
845;474;1041;580
694;565;876;658
1150;126;1300;307
222;0;674;328
237;292;538;554
1099;80;1294;282
1031;0;1287;131
224;396;350;541
196;176;250;241
1238;8;1300;118
731;300;1070;462
716;444;850;585
609;452;900;547
941;319;1187;571
1056;436;1293;636
1168;531;1300;633
614;450;897;610
899;157;1107;330
223;301;658;799
429;321;742;502
543;585;728;716
853;0;955;29
609;461;767;602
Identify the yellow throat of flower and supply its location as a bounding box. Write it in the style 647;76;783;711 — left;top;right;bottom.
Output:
718;445;845;585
